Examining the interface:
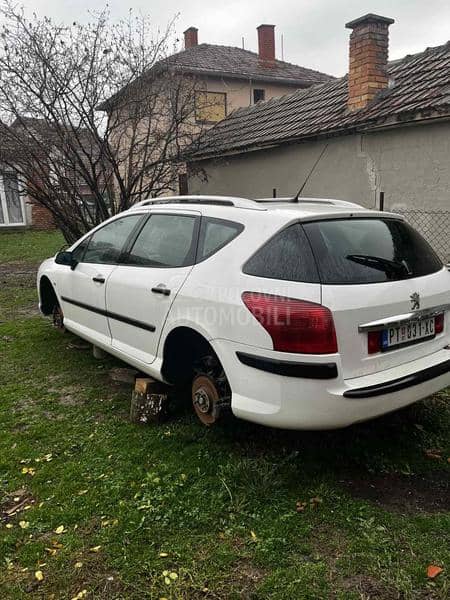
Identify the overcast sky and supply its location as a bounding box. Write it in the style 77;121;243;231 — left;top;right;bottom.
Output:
17;0;450;76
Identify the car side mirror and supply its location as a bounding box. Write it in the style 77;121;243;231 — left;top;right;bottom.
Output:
55;250;78;270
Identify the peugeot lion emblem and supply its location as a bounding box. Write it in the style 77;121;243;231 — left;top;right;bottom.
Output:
410;292;420;310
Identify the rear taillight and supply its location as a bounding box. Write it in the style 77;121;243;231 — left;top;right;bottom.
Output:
241;292;338;354
435;313;444;334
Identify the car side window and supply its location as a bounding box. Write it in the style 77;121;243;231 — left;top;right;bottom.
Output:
126;214;197;268
71;237;90;263
243;223;320;283
197;217;244;261
83;215;143;265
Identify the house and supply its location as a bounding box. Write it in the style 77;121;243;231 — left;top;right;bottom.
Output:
98;24;334;194
0;125;31;229
187;14;450;262
0;166;28;228
0;117;111;231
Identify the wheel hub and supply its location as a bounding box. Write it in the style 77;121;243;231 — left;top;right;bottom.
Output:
192;375;220;426
193;387;211;414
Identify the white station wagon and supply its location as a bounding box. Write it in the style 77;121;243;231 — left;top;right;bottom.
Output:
37;196;450;429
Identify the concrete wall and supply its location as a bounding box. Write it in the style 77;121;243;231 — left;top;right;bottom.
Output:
189;120;450;213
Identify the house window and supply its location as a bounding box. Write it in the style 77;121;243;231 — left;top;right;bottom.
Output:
0;171;25;226
195;91;227;123
253;89;265;103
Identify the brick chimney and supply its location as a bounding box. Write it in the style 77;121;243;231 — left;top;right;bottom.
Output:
345;14;394;111
184;27;198;49
257;24;275;63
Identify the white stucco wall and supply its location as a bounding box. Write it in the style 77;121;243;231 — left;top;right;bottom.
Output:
204;76;298;114
189;120;450;212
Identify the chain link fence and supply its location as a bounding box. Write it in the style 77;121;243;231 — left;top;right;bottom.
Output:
394;209;450;264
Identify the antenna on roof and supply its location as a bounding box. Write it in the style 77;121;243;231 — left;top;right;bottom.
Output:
293;143;328;202
281;34;284;61
242;36;245;49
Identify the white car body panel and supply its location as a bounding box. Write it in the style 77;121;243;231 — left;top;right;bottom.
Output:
322;268;450;379
37;196;450;429
106;264;194;364
58;262;115;346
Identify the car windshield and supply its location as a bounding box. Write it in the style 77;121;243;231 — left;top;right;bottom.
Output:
303;218;442;284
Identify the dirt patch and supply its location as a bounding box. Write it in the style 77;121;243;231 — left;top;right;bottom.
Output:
0;261;38;276
341;470;450;514
16;304;40;317
0;261;38;287
47;384;85;407
340;574;397;599
226;559;266;599
1;488;36;523
59;386;84;407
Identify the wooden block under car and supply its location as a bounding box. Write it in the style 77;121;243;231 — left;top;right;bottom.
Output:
130;377;170;424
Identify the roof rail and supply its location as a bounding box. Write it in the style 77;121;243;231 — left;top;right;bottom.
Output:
254;197;332;205
131;195;263;210
254;197;363;209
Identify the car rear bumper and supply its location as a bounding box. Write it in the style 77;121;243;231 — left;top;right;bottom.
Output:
212;340;450;430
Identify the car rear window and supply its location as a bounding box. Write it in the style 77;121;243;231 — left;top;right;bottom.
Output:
303;218;442;284
243;224;320;283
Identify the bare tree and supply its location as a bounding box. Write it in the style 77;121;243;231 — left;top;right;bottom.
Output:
0;2;207;242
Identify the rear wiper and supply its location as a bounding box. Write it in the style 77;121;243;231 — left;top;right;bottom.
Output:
346;254;410;278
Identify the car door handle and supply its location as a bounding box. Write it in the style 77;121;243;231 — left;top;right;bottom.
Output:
92;276;105;284
151;286;170;296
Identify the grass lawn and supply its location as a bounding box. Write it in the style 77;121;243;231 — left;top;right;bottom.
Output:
0;230;449;599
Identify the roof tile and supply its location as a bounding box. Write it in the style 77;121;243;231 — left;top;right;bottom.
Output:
163;43;334;85
191;41;450;158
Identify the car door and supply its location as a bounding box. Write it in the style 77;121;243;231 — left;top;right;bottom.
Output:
105;211;200;364
57;214;144;346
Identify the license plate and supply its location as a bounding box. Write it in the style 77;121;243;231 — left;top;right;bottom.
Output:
381;317;435;350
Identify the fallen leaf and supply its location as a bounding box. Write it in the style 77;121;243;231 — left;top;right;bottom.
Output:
54;525;65;534
19;521;29;529
159;552;168;557
169;572;178;580
74;562;83;569
70;590;88;600
310;496;323;508
5;523;13;529
296;501;307;512
45;547;57;556
89;545;102;553
250;530;257;541
427;565;443;578
424;449;442;460
35;570;44;582
21;467;36;476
